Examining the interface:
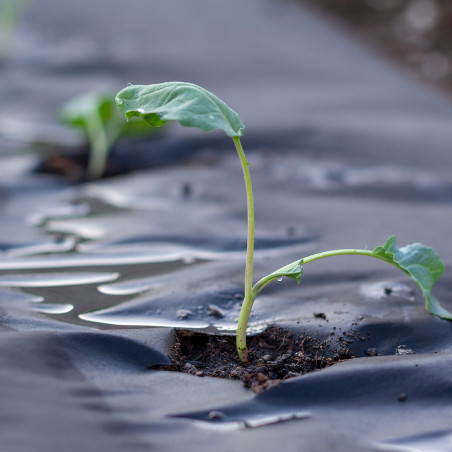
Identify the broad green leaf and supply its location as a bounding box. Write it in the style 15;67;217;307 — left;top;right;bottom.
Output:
252;260;303;297
115;82;245;137
372;236;451;319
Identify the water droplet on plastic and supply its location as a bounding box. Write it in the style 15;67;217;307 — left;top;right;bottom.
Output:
0;272;119;287
277;276;283;282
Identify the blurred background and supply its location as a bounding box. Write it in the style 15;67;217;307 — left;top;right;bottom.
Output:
303;0;452;95
1;0;451;182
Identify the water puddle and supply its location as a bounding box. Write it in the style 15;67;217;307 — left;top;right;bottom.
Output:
98;276;163;295
78;308;268;334
0;271;119;287
3;236;78;258
374;430;452;452
31;303;74;314
0;287;73;317
77;272;248;330
0;249;232;271
78;312;210;329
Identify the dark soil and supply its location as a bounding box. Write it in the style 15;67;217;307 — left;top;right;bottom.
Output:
156;327;354;393
34;145;125;183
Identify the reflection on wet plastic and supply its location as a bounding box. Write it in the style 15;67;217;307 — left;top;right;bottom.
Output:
179;410;310;430
78;304;266;333
0;272;119;287
98;276;162;295
78;312;211;329
374;430;452;452
3;236;77;258
31;303;74;314
0;241;310;271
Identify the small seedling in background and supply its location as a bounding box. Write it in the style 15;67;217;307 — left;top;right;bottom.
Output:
61;92;159;179
0;0;33;60
115;81;451;362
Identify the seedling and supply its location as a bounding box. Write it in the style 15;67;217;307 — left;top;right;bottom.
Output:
116;82;451;362
0;0;33;60
61;92;160;179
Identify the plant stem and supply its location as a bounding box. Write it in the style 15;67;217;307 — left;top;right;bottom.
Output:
302;248;380;264
233;136;255;362
85;112;110;179
252;248;395;298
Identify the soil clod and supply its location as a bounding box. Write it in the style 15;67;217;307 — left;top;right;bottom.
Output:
157;327;354;393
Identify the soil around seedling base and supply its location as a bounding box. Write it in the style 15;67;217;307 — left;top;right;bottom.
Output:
155;327;354;393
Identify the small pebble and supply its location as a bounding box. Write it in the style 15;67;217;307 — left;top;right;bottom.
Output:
262;354;272;361
177;309;192;320
183;363;197;374
396;345;415;355
208;304;225;318
366;348;379;357
397;393;407;402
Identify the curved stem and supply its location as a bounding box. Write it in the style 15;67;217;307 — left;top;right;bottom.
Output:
252;248;398;301
302;248;382;264
233;136;255;362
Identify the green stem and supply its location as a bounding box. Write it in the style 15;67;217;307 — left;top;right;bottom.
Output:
253;248;392;298
233;136;255;362
236;247;402;357
302;248;383;265
85;112;111;179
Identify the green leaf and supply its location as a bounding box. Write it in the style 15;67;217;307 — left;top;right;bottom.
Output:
372;236;451;319
268;260;304;284
60;92;116;130
115;82;245;137
252;260;303;297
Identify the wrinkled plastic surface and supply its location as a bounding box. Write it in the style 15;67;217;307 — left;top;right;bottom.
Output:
1;1;452;451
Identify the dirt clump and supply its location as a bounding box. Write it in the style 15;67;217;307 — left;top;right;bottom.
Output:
155;327;354;393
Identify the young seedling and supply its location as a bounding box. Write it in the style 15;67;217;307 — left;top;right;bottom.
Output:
116;81;451;362
0;0;33;60
61;91;160;179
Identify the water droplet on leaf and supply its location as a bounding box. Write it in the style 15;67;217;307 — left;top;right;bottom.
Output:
277;277;283;282
126;83;133;87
